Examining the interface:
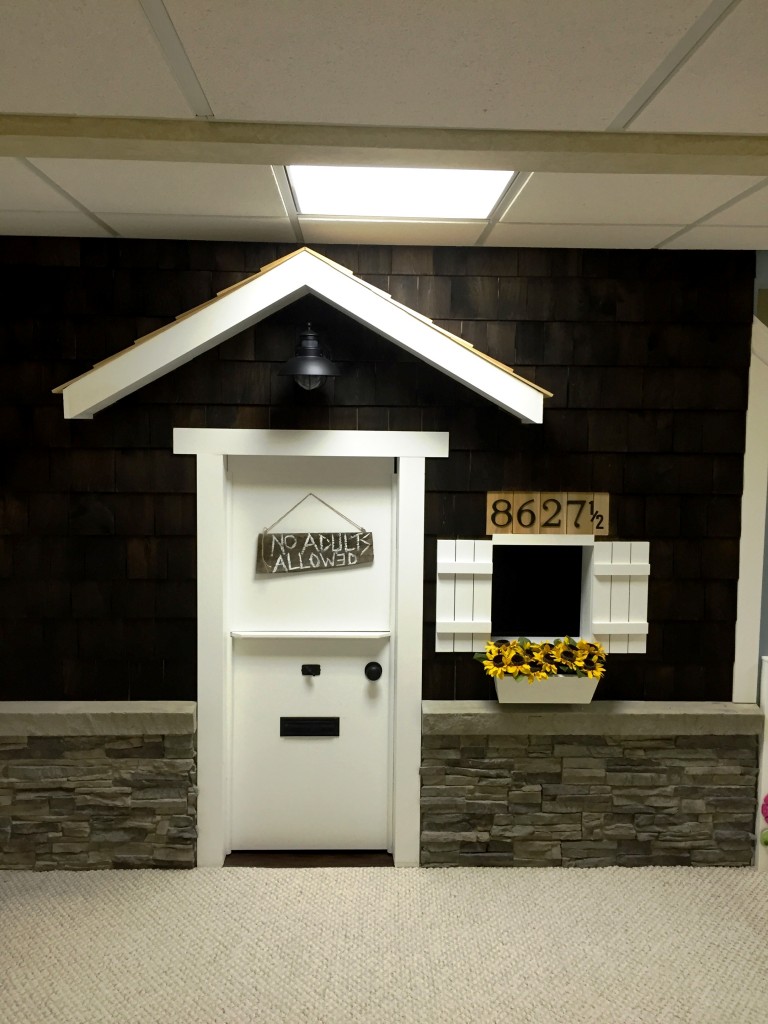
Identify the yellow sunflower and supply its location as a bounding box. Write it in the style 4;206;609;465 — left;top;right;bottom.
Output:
504;647;530;678
554;639;585;671
580;645;607;679
581;658;605;680
537;642;560;675
482;640;512;678
588;640;606;660
525;657;550;682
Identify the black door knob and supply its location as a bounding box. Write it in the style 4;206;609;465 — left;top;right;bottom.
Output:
364;662;383;681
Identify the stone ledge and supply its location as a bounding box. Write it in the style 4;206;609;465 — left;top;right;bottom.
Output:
422;701;764;737
0;702;197;737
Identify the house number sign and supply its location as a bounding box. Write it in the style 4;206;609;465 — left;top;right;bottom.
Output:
486;491;610;536
256;492;374;575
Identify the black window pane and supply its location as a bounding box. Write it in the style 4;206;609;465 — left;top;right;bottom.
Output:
491;545;582;638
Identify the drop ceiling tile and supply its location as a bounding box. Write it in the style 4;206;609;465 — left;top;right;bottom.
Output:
298;218;484;246
706;182;768;225
167;0;711;130
632;0;768;134
0;211;111;236
0;0;192;117
30;161;287;218
660;225;768;249
501;173;763;225
101;214;295;242
485;223;679;248
0;158;75;211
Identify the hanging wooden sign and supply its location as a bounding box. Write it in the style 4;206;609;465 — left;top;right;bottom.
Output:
257;530;374;574
255;492;374;575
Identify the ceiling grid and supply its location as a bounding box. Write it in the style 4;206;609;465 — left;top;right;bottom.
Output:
0;0;765;249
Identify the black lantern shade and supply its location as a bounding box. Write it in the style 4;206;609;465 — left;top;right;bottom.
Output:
279;323;340;390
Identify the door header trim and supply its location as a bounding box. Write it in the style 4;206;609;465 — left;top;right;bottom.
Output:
174;427;450;458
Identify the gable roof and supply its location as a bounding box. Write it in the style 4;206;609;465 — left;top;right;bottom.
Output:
54;247;550;423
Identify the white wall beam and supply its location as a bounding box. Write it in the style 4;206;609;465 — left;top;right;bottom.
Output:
7;114;768;176
733;321;768;702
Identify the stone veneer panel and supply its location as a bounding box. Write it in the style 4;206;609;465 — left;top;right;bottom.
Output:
421;701;762;867
0;702;196;870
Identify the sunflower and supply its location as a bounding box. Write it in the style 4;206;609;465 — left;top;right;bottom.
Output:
476;636;606;685
537;642;560;675
482;651;510;678
525;657;549;682
557;643;581;667
587;640;606;660
580;654;605;680
505;648;530;677
554;640;584;670
483;640;505;659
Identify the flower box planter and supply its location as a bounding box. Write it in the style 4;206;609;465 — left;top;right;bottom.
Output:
494;674;597;704
477;637;605;704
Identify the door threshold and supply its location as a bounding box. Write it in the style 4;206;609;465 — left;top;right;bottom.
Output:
224;850;394;868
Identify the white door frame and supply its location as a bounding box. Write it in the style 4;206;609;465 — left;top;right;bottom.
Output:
173;428;449;866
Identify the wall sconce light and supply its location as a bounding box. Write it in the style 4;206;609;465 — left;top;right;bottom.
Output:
279;322;340;391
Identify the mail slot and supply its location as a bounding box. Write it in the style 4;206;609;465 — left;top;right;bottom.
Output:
280;716;340;737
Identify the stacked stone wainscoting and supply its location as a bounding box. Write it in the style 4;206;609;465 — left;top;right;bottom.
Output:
0;701;197;870
421;701;763;867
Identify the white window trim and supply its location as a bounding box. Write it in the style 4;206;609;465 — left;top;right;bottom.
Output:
436;534;650;653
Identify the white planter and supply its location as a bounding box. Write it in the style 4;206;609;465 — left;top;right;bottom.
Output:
494;674;597;704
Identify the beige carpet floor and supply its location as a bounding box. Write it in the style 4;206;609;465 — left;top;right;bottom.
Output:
2;865;767;1024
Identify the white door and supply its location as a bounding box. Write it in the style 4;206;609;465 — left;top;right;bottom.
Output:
228;455;394;850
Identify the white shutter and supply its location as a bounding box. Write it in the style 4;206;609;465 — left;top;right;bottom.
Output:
590;541;650;653
435;539;493;652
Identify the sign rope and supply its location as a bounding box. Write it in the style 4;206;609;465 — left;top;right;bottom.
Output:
263;492;366;534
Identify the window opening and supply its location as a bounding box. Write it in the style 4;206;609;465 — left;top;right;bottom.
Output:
491;545;582;639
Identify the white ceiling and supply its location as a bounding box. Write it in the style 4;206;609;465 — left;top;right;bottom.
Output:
1;0;767;249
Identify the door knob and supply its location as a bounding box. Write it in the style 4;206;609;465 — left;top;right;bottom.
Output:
364;662;383;681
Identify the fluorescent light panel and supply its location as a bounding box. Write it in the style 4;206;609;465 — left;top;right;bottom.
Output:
288;165;514;219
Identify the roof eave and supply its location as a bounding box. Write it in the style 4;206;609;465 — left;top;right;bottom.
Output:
56;247;547;423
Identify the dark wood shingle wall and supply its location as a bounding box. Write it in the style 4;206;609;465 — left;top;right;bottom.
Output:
0;238;754;701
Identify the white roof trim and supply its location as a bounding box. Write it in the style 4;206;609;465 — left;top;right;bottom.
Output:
55;247;548;423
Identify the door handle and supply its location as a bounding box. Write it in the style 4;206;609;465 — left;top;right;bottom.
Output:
364;662;383;681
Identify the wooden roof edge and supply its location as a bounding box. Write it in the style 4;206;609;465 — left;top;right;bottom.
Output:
53;245;551;402
52;371;90;394
361;283;550;396
285;253;550;400
52;249;342;386
125;248;327;348
473;349;553;397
